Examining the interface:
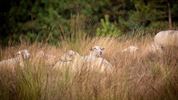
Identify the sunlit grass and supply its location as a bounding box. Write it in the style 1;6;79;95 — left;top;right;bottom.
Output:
0;36;178;100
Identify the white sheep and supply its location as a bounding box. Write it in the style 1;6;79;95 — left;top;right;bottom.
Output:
60;50;80;61
53;50;81;70
0;49;30;72
82;46;112;72
53;46;112;72
121;45;139;53
154;30;178;47
84;57;112;72
82;46;104;61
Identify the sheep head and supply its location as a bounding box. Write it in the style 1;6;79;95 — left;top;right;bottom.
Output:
16;49;30;60
90;46;104;57
14;49;30;67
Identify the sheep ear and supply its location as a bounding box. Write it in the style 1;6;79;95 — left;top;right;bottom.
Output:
90;47;93;51
101;48;105;50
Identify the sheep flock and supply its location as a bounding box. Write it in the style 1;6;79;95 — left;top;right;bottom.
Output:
0;30;178;73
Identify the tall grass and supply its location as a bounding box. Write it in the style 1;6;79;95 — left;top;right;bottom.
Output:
0;36;178;100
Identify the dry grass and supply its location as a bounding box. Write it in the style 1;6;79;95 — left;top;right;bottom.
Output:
0;36;178;100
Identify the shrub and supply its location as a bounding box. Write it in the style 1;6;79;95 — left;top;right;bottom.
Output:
96;15;122;37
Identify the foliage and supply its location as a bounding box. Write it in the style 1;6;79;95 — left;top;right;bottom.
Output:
0;0;178;45
96;15;122;37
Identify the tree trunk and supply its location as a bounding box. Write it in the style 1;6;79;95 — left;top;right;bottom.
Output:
167;0;172;29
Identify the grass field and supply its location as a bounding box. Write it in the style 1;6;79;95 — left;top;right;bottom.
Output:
0;36;178;100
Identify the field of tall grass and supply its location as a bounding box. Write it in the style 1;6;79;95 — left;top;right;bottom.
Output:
0;36;178;100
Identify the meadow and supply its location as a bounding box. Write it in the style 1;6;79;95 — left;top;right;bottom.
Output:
0;36;178;100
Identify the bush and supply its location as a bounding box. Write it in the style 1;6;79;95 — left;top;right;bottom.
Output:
96;15;122;37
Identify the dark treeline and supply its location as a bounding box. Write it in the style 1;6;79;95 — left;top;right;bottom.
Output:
0;0;178;45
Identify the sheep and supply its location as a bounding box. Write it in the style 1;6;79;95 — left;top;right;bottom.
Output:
154;30;178;47
84;57;112;72
82;46;104;61
53;46;112;72
53;46;105;70
53;50;81;70
82;46;112;72
121;45;139;53
60;50;81;61
0;49;30;72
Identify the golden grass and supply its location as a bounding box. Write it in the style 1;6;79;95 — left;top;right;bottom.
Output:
0;36;178;100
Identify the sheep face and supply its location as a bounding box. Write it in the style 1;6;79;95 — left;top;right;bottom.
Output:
16;49;30;59
90;46;104;57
